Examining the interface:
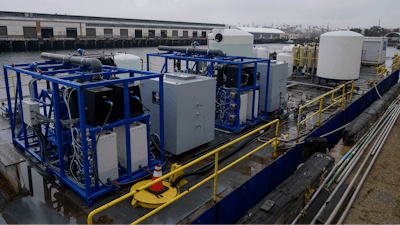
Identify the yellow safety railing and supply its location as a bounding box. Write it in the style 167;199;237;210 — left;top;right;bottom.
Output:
88;119;280;225
0;74;46;97
140;61;152;71
375;64;389;83
296;81;354;141
392;53;400;72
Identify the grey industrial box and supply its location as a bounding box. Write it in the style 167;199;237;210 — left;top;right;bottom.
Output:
141;73;216;155
257;61;288;112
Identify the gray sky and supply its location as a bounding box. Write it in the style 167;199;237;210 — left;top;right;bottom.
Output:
2;0;399;29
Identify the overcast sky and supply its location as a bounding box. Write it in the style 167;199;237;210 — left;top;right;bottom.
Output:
2;0;399;29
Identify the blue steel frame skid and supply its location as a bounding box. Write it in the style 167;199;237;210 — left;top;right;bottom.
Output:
146;52;270;132
2;62;165;206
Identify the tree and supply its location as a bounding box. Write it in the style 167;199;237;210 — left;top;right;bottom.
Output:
394;28;400;32
350;28;362;34
364;26;391;37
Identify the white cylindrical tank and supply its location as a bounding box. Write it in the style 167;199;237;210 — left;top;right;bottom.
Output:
114;53;141;78
208;28;255;57
277;52;294;77
257;47;269;58
317;31;364;80
282;45;294;53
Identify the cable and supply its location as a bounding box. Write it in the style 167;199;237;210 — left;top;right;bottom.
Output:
171;127;270;187
132;95;151;112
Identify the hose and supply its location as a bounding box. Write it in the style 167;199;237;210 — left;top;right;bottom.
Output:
171;127;270;187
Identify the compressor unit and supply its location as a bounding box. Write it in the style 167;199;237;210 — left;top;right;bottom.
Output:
2;52;166;206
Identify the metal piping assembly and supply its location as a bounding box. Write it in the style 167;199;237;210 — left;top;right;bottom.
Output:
157;46;225;57
40;52;103;72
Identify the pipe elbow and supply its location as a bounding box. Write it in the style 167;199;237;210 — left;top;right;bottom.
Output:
86;58;102;73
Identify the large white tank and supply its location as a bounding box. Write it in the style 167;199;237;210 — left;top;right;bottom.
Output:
277;52;294;77
114;53;141;78
317;31;364;80
208;28;255;57
256;46;269;58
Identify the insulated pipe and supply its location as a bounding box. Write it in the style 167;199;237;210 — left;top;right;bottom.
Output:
327;98;399;187
324;102;400;225
310;98;399;225
336;102;398;183
157;46;225;57
338;102;400;224
40;52;103;72
293;110;387;225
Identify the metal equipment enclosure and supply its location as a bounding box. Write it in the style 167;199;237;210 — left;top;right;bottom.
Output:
141;72;216;155
362;37;388;65
2;58;165;206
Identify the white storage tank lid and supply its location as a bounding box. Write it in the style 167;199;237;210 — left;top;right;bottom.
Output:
317;31;364;80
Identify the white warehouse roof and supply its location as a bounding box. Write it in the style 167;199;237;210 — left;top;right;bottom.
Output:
238;27;284;34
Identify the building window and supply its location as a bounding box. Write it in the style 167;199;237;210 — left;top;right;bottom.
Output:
41;27;54;38
104;28;113;38
23;27;37;38
86;28;96;38
202;31;207;38
172;30;178;37
183;31;188;38
0;26;7;38
148;30;155;38
66;28;77;38
192;31;197;38
120;29;128;38
161;30;167;38
135;29;142;38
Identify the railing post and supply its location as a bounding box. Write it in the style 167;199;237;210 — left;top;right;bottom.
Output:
11;76;15;97
213;151;218;202
350;81;354;103
317;97;323;127
341;85;345;109
273;120;280;158
331;91;334;104
296;109;301;141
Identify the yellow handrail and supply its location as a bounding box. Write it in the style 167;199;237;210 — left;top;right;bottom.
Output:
296;81;354;141
392;53;400;72
87;119;280;225
0;74;46;97
375;64;388;83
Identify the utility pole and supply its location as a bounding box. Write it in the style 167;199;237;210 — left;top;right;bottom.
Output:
378;19;380;27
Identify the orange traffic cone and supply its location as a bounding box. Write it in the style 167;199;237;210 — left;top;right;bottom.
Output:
149;164;164;192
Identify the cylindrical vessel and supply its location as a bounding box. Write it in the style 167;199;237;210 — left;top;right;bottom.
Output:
257;47;269;58
307;46;314;68
315;45;319;68
317;31;364;80
292;45;299;67
114;53;141;78
277;52;294;77
299;45;306;67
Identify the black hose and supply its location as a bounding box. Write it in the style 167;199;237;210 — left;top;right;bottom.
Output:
171;127;270;187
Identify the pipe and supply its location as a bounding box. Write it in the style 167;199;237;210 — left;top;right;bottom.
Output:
336;103;397;183
28;78;39;101
324;102;400;225
310;98;399;224
158;46;225;57
327;99;399;188
40;52;102;72
337;102;400;224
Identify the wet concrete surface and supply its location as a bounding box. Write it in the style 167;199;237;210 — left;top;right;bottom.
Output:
0;65;393;224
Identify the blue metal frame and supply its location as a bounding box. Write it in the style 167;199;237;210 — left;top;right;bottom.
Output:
2;61;165;206
146;52;270;132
